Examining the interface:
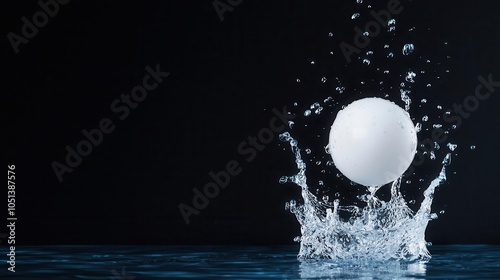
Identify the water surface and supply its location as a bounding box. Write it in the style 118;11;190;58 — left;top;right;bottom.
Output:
2;245;500;279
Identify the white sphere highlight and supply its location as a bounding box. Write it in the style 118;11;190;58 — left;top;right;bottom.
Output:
328;97;417;187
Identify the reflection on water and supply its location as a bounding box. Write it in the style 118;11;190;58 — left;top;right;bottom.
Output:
2;245;500;279
298;259;426;279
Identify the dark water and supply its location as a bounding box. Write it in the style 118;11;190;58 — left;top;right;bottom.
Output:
1;245;499;279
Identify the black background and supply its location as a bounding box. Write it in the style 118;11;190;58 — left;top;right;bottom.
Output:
3;0;500;246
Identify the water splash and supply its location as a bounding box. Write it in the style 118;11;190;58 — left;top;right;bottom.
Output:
279;132;450;261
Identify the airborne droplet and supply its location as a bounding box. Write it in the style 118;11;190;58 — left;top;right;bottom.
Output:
402;44;415;55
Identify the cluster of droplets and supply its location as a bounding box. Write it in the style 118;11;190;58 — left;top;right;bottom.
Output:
304;102;324;117
293;12;467;168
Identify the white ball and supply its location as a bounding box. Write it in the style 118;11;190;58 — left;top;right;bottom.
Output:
328;97;417;187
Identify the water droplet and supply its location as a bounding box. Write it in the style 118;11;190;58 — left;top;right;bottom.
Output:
430;151;436;160
324;96;333;103
279;176;288;184
400;89;411;111
321;77;327;83
315;161;322;165
305;148;311;154
328;32;333;37
421;99;427;103
405;71;416;83
315;107;323;115
439;210;445;214
437;105;442;110
422;115;428;122
310;102;320;109
351;13;360;19
324;145;331;154
304;110;311;117
363;59;371;65
402;44;415;55
387;52;394;58
384;44;390;48
383;70;390;74
288;121;294;129
366;50;373;55
278;132;290;142
336;86;345;93
447;143;457;151
415;123;422;132
409;199;416;204
442;153;452;165
356;0;363;3
427;84;432;87
432;124;442;128
296;79;301;83
335;192;341;197
319;180;324;186
470;145;476;150
326;160;334;166
435;142;441;150
322;195;329;203
387;19;396;31
310;60;315;65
